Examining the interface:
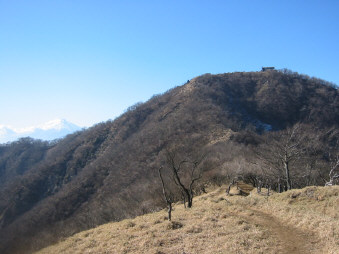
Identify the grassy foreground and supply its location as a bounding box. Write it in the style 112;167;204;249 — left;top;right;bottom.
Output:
36;185;339;254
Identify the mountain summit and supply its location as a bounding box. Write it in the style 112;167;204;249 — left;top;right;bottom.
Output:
0;119;81;143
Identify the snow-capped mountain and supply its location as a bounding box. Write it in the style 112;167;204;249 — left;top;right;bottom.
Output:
0;119;82;143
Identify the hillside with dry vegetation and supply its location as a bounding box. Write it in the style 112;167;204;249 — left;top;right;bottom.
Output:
0;69;338;253
36;184;339;254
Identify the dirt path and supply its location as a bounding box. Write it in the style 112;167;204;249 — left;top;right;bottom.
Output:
223;183;322;253
236;208;321;254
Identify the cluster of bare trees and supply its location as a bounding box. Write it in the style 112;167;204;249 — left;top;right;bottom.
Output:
247;124;339;193
158;124;339;213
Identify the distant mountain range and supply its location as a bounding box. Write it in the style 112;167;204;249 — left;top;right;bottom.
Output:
0;119;82;143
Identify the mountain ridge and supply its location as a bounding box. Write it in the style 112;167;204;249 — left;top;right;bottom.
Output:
0;70;338;254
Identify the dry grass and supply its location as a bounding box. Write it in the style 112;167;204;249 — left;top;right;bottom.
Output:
36;185;339;254
246;186;339;254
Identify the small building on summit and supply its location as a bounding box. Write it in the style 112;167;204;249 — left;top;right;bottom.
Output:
262;67;275;72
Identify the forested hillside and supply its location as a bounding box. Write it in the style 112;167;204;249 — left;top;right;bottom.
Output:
0;70;338;254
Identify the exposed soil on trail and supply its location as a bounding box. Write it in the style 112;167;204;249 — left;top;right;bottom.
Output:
233;208;322;254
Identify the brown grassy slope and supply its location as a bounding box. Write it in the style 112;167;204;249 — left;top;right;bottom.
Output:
36;185;339;254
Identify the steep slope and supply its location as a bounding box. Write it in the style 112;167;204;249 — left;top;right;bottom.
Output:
36;185;339;254
0;70;338;254
0;138;50;187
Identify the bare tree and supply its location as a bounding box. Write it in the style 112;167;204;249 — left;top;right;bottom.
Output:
325;155;339;186
158;167;173;221
256;124;305;190
165;149;205;208
324;129;339;186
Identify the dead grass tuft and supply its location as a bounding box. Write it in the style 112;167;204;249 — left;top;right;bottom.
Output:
186;225;203;233
125;221;136;228
165;221;183;230
153;219;162;225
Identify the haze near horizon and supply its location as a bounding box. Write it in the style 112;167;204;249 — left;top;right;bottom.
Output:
1;0;338;129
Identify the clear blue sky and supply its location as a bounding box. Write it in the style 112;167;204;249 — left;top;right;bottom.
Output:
1;0;338;128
